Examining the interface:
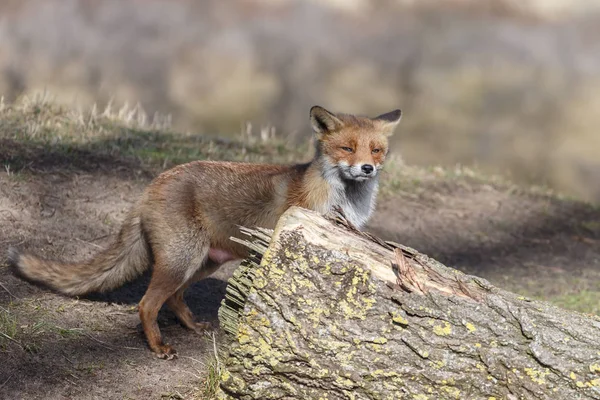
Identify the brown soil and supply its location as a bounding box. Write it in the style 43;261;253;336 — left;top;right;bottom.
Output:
370;177;600;301
0;145;599;399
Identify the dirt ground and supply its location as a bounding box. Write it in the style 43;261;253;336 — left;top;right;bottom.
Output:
1;141;599;399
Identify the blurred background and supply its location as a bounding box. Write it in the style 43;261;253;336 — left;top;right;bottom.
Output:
1;0;599;201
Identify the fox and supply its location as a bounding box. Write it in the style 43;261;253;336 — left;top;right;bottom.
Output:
8;105;402;359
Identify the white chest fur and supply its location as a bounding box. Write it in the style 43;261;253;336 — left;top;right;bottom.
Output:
322;170;379;229
338;180;378;229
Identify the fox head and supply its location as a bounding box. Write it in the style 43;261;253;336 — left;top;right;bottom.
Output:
310;105;402;182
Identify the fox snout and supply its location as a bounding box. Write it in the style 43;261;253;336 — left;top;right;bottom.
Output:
361;164;374;174
339;162;379;181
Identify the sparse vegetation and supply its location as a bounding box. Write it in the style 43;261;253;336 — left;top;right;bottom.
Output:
0;308;18;350
551;290;600;316
0;93;305;176
201;353;223;399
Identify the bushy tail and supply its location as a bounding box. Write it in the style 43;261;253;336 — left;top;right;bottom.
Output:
8;209;150;296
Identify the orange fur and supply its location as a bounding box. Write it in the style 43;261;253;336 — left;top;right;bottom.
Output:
8;105;401;358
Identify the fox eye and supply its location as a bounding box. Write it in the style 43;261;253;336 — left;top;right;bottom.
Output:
340;146;354;153
372;149;381;154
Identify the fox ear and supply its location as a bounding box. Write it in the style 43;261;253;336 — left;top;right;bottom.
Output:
310;106;344;138
374;109;402;136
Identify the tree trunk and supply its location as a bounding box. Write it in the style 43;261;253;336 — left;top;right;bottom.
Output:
217;206;600;400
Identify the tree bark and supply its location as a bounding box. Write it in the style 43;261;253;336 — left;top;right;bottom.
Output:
217;206;600;400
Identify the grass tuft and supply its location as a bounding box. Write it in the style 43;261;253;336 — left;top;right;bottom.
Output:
201;359;222;399
0;308;18;350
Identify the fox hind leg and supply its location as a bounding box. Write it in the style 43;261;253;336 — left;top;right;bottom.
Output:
166;288;209;333
138;264;184;359
138;238;210;359
166;259;222;333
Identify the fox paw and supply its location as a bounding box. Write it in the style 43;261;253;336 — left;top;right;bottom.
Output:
192;322;211;334
155;344;178;360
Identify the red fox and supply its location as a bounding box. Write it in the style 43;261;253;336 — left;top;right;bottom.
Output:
8;106;402;359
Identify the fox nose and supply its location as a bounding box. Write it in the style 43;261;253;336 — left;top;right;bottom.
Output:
361;164;374;174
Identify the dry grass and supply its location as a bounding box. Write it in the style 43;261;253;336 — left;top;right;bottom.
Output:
0;94;307;177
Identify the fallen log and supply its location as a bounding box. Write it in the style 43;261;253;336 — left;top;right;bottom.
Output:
217;206;600;400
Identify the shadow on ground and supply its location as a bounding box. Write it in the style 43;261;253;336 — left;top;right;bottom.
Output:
0;264;233;399
86;274;229;322
0;315;219;399
0;137;152;179
373;197;599;272
369;179;600;302
1;127;284;180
